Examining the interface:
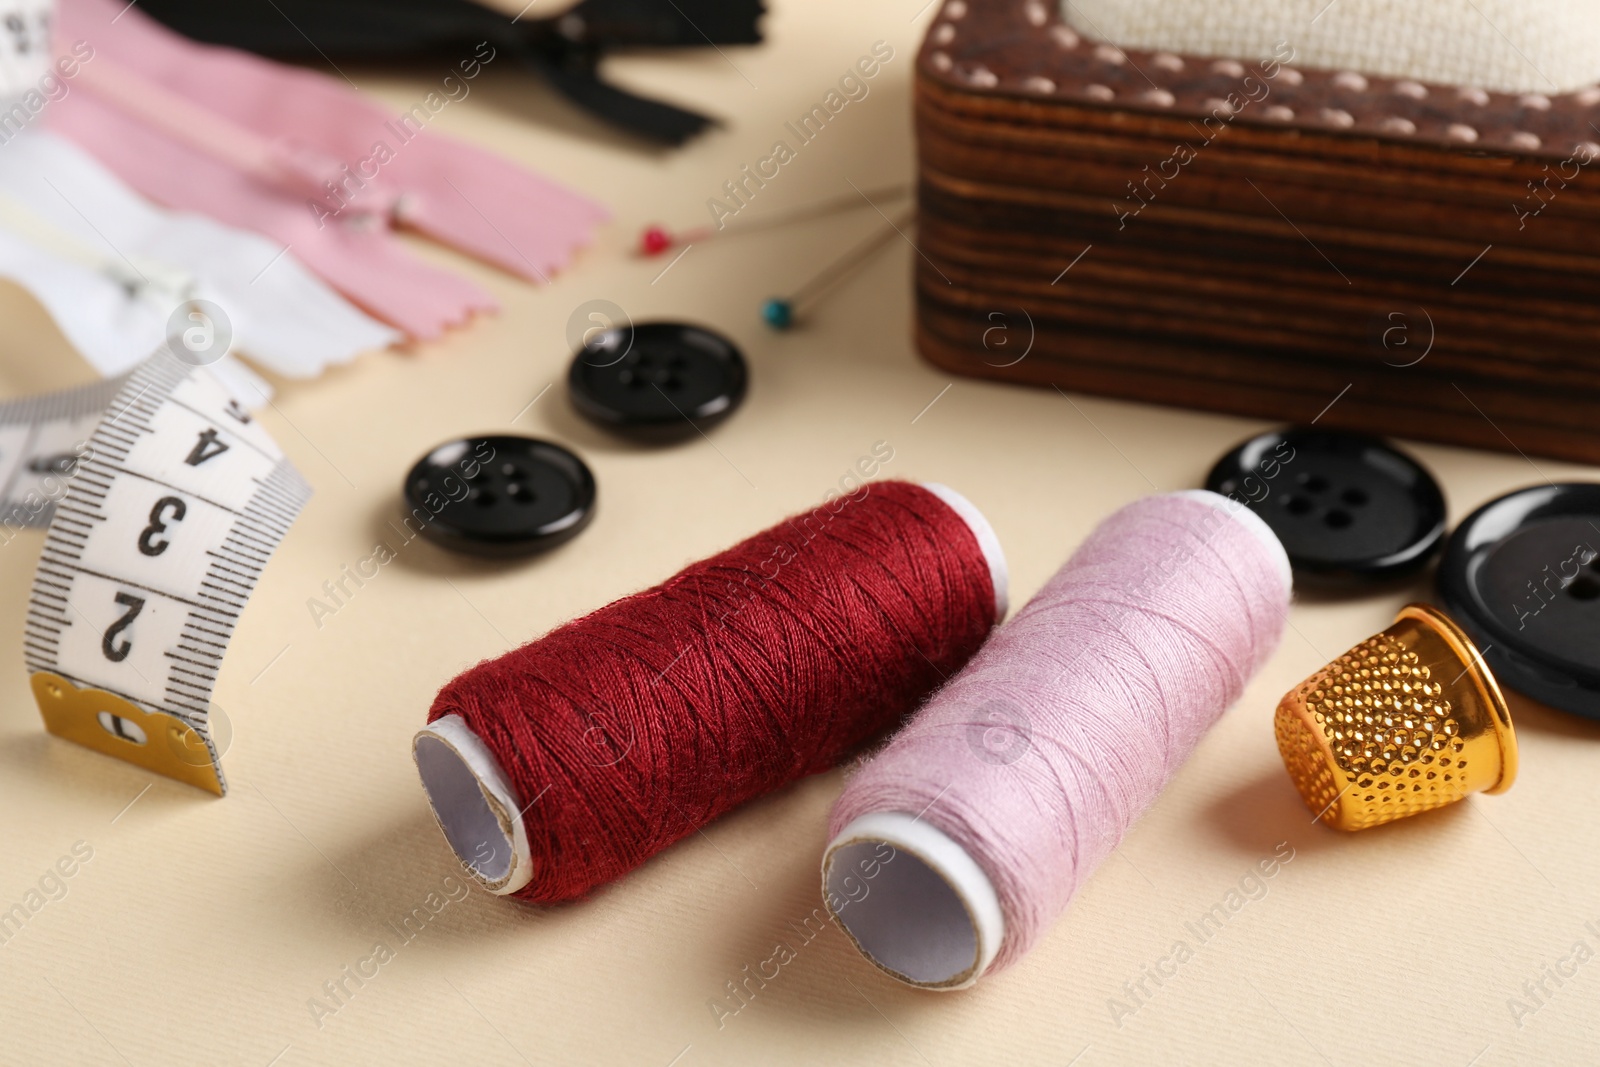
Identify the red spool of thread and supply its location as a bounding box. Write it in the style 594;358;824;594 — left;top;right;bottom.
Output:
413;480;1007;903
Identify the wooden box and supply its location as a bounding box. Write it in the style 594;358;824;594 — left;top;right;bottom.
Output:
915;0;1600;463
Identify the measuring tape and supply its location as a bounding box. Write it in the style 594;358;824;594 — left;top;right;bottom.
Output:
19;350;309;795
0;372;119;529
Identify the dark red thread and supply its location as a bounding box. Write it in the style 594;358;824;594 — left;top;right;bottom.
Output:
428;480;997;903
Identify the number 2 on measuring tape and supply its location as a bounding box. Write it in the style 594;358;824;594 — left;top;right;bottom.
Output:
101;592;144;663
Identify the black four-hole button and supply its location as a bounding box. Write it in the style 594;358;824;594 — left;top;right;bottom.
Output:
1204;427;1446;588
403;435;595;558
568;322;747;442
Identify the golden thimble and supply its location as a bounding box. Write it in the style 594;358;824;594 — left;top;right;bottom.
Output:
1274;603;1517;831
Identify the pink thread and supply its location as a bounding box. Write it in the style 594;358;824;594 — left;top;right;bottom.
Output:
830;493;1291;973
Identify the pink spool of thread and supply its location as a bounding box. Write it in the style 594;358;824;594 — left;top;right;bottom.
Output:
823;490;1292;989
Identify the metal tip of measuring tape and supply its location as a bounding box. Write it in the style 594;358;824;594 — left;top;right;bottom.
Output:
33;672;225;796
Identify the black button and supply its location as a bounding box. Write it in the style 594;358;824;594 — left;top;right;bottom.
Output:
403;435;595;558
1438;483;1600;719
1204;427;1446;587
568;322;747;442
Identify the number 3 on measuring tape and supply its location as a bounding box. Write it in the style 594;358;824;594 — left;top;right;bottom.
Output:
23;353;310;795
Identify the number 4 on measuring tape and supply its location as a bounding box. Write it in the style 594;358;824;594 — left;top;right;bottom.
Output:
23;352;310;795
185;428;229;466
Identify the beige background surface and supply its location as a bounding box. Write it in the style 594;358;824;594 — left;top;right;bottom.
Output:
1;2;1598;1064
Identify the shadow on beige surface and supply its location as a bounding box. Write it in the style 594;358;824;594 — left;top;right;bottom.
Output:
1204;764;1479;857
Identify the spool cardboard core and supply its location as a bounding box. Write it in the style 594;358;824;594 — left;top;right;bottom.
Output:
411;482;1007;898
414;714;531;893
823;813;1004;990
